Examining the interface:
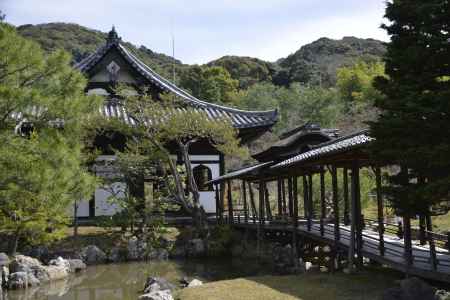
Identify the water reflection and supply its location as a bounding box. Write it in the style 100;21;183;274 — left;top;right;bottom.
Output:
2;258;265;300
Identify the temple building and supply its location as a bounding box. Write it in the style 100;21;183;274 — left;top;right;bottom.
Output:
73;27;278;218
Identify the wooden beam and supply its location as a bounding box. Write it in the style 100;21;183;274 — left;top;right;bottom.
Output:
320;167;326;236
375;167;385;256
227;180;234;224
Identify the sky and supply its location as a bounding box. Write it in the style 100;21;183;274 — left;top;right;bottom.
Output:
2;0;389;64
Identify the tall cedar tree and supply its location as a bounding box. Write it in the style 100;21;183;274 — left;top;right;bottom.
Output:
370;0;450;216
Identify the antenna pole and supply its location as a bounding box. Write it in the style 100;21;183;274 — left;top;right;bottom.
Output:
171;22;176;84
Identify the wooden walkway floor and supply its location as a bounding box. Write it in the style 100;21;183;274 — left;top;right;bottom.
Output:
233;218;450;283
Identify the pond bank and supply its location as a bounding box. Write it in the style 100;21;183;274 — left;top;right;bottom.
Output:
177;269;450;300
2;258;269;300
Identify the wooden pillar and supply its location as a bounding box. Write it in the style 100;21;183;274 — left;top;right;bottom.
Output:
248;181;257;224
242;180;248;224
257;180;265;258
303;176;308;220
331;166;340;241
419;215;426;245
375;167;385;256
277;179;283;217
293;177;299;228
418;177;426;245
308;174;314;230
343;168;350;225
292;176;299;263
214;183;220;224
351;163;363;268
227;180;234;224
403;215;413;267
288;177;293;217
259;181;265;225
265;184;272;221
348;164;359;272
219;182;225;224
282;179;287;216
320;167;326;236
426;214;437;271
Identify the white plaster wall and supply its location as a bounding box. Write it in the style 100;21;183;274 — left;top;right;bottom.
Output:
94;182;125;216
76;200;90;217
68;200;90;218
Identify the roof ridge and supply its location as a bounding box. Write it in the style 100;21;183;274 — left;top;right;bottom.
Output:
119;44;278;117
310;129;370;149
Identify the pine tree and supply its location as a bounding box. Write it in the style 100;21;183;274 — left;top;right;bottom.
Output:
370;0;450;216
0;23;100;253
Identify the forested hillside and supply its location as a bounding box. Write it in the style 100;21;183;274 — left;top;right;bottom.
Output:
17;23;184;78
277;37;386;87
16;22;386;141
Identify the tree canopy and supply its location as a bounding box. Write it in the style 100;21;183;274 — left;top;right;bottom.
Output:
370;0;450;216
0;24;100;253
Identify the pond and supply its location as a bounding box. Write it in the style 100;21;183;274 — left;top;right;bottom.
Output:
2;258;267;300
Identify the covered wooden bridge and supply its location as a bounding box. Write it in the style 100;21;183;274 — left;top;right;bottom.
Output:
209;125;450;283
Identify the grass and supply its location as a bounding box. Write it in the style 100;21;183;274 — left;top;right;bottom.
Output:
177;267;401;300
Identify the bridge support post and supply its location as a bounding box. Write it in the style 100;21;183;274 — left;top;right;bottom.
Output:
288;177;293;218
403;214;413;268
426;214;437;271
292;176;299;266
375;167;385;256
219;182;225;224
214;183;220;224
227;180;234;224
308;174;314;230
352;162;363;269
282;179;287;217
277;179;282;217
242;180;248;224
331;166;340;242
265;184;272;221
343;168;350;225
248;182;257;224
257;180;265;259
320;167;326;237
303;176;309;230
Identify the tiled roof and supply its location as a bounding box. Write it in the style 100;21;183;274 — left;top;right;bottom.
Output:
208;161;274;184
271;131;374;169
75;36;278;129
